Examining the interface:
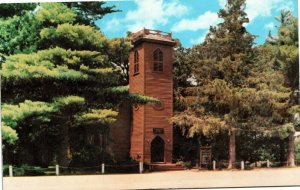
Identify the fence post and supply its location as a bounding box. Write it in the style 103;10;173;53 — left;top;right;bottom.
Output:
55;165;59;176
9;165;13;177
213;160;216;170
139;162;143;174
101;163;105;174
267;160;270;168
241;161;244;170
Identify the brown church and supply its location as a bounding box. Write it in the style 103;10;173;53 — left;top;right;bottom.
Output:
109;29;176;164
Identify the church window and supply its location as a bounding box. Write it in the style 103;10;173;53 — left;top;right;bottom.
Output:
153;48;163;72
134;50;139;74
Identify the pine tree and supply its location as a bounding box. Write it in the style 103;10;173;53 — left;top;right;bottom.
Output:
275;11;299;166
0;6;40;63
1;2;155;167
194;0;255;168
262;10;299;166
171;1;299;168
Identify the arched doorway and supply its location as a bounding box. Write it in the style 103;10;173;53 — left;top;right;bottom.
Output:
151;136;165;162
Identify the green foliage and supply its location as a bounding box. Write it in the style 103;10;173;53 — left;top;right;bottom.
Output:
0;96;85;160
0;47;117;82
0;12;40;63
1;100;57;151
129;93;159;104
53;96;85;108
108;37;132;84
3;165;47;176
64;2;119;26
2;100;55;128
170;111;227;138
0;3;37;18
36;3;76;26
1;96;84;129
71;145;103;166
1;59;87;82
40;24;109;51
172;0;298;164
1;2;127;167
76;109;118;125
106;86;160;105
2;125;18;146
108;85;129;94
174;0;256;139
276;10;298;46
173;41;195;89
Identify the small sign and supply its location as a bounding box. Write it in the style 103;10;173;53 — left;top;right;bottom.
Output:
153;128;164;134
200;146;212;168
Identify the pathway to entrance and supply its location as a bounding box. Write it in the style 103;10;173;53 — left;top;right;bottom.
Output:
3;167;300;190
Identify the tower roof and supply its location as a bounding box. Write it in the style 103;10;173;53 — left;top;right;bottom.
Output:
130;28;176;46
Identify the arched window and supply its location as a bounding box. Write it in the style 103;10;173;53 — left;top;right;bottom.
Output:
134;50;139;74
153;48;163;72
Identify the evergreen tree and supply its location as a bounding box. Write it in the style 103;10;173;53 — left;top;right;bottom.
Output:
107;37;131;84
172;4;299;168
0;3;37;18
176;0;255;168
263;10;299;166
275;11;299;166
0;7;40;63
1;2;155;167
64;2;119;26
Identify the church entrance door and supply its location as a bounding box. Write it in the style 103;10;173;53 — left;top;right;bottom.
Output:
151;136;165;162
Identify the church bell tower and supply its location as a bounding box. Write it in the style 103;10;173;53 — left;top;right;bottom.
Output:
129;29;176;163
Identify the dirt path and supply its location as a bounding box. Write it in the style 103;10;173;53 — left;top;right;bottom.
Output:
3;167;300;190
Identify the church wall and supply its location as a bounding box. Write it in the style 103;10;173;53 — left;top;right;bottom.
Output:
143;43;173;163
129;44;145;161
108;102;131;161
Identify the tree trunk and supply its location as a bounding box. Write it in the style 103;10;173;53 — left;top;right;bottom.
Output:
197;135;201;168
287;132;295;167
228;130;236;169
58;125;71;166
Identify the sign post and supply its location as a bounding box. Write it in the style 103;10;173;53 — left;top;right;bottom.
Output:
55;165;59;176
9;165;13;177
101;163;105;174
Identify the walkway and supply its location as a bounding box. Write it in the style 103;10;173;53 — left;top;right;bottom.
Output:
3;167;300;190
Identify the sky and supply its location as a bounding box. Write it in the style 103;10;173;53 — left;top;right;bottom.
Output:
95;0;298;48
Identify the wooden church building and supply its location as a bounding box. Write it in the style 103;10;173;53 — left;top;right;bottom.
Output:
109;29;176;164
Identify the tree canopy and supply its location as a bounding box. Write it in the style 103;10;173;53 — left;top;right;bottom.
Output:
1;2;155;167
172;0;299;167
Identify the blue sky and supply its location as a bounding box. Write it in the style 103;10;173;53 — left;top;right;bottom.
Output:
96;0;298;48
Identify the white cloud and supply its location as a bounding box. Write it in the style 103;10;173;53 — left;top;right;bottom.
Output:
276;1;294;12
218;0;295;22
265;22;275;30
190;31;208;45
113;0;189;32
172;11;222;32
105;17;122;31
218;0;227;7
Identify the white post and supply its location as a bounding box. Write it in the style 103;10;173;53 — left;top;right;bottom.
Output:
267;160;270;168
101;163;105;174
9;165;13;177
55;165;59;176
139;162;143;174
241;161;244;170
213;160;216;170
